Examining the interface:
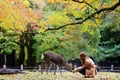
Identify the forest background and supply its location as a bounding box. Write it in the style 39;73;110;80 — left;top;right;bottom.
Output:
0;0;120;67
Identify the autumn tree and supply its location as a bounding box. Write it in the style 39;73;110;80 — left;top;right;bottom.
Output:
0;0;45;66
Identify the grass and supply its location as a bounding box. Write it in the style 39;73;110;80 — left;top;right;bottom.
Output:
0;71;120;80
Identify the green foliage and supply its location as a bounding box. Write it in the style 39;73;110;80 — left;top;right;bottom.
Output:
97;12;120;62
34;1;102;62
34;27;100;62
33;30;64;62
0;32;17;54
34;25;101;62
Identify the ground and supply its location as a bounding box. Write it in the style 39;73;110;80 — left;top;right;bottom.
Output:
0;71;120;80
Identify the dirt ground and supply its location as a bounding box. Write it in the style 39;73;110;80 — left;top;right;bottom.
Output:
69;72;120;80
0;71;120;80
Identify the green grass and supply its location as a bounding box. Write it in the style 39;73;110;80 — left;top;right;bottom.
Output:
0;71;120;80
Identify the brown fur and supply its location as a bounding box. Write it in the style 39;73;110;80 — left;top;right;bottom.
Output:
41;51;72;75
72;52;97;78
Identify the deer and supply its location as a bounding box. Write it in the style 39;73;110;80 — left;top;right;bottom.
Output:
40;51;72;75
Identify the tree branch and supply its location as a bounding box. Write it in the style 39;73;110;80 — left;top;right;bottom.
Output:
72;0;98;11
46;1;120;31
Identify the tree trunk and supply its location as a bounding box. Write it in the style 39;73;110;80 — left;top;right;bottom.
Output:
24;23;38;67
26;38;36;67
19;44;25;65
19;36;25;66
24;31;36;67
27;46;33;66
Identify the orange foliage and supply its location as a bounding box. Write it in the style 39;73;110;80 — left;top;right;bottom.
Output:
0;0;43;31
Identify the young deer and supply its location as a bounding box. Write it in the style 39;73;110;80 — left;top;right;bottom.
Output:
41;51;72;75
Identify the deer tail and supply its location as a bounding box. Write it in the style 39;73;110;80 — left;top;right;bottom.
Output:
41;53;44;59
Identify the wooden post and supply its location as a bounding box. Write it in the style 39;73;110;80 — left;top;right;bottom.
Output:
20;64;23;70
3;64;6;70
39;65;41;71
111;64;113;71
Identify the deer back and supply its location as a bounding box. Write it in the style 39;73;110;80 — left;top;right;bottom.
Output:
43;51;64;65
43;51;72;71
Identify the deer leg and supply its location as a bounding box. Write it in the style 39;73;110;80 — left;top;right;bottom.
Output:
46;61;51;75
41;62;45;74
58;65;62;76
54;64;57;75
48;63;53;73
46;64;48;75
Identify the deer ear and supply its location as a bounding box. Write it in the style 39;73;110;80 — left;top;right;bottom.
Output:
41;54;44;59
